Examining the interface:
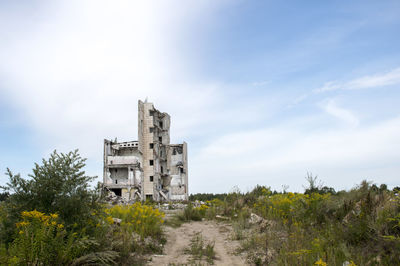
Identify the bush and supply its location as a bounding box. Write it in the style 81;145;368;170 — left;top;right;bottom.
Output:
0;150;120;264
6;210;117;265
105;203;165;240
179;202;203;221
242;181;400;265
1;150;101;236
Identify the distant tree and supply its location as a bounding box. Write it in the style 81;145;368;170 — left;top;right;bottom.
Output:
250;185;271;197
189;193;227;201
379;183;388;192
320;186;336;195
304;172;335;195
371;184;379;192
243;185;272;205
304;172;322;194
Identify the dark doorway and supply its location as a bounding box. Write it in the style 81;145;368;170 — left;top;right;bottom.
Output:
110;188;122;196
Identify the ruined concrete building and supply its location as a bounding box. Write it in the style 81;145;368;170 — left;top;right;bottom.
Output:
103;100;188;202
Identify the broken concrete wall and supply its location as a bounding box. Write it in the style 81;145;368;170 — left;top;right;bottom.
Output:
104;100;187;202
103;138;144;202
107;156;139;165
166;143;188;200
109;168;128;183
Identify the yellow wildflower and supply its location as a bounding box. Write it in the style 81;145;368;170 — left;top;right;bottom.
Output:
105;216;114;225
314;258;327;266
16;221;29;228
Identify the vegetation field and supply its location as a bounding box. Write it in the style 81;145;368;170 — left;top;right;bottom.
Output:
186;179;400;265
1;150;399;265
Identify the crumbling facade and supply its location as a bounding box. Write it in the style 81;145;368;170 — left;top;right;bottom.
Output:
103;100;188;201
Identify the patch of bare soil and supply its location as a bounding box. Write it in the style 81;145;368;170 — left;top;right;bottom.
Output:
148;220;248;265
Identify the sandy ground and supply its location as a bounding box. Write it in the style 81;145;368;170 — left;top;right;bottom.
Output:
148;220;248;265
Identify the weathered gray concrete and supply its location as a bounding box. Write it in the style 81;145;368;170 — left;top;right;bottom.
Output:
103;99;188;202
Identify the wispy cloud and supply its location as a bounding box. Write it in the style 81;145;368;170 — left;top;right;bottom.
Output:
319;99;359;127
193;115;400;192
0;2;224;140
288;94;308;108
314;67;400;92
0;1;229;178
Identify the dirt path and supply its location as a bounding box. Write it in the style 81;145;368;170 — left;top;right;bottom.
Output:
148;220;248;265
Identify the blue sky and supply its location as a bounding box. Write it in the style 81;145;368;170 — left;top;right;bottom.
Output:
1;0;399;193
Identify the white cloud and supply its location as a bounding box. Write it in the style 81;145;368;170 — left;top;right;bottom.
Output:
192;116;400;193
314;81;342;92
287;93;308;108
319;99;359;127
347;68;400;89
0;1;226;157
0;0;234;185
314;67;400;92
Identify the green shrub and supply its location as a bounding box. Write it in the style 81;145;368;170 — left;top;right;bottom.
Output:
178;203;203;221
105;203;165;240
6;210;117;265
239;181;400;265
185;232;215;264
1;150;102;236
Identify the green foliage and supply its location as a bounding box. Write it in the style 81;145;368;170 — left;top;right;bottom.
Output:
0;192;9;202
2;150;101;233
5;210;118;265
232;208;250;240
105;203;165;240
190;180;399;265
178;202;204;222
102;204;166;264
2;150;399;265
0;150;165;265
238;180;400;265
189;193;227;202
304;172;336;195
185;232;215;264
